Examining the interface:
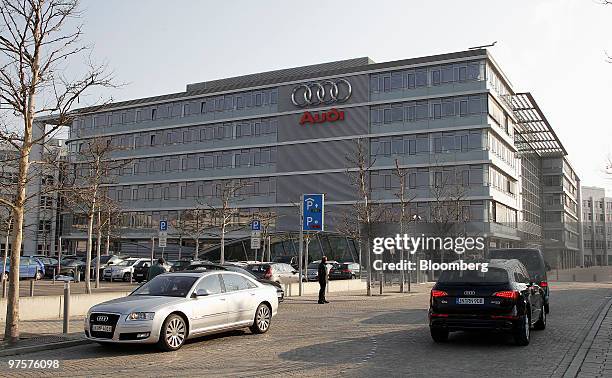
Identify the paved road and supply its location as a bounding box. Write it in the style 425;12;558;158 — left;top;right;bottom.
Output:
1;280;139;297
0;282;610;377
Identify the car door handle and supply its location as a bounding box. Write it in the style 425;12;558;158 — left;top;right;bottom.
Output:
249;293;256;296
219;298;226;301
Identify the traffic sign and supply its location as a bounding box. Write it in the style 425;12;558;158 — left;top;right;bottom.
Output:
250;237;261;249
251;219;261;231
158;234;167;248
159;220;168;232
302;194;324;231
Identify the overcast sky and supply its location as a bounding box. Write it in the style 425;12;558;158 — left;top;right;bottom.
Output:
73;0;612;191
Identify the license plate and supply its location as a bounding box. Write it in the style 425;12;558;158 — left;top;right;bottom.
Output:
456;298;484;305
92;325;113;332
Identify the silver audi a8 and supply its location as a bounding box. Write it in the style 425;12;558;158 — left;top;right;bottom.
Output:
85;271;278;351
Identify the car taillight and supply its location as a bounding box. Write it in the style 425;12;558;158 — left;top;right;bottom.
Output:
431;290;448;298
493;291;519;300
342;269;350;273
539;281;548;287
264;267;272;279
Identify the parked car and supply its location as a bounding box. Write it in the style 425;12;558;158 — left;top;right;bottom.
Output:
272;256;298;268
186;262;284;302
103;258;150;282
489;248;550;314
169;259;192;272
92;255;125;279
306;260;338;282
1;257;45;280
85;271;278;351
428;259;546;346
133;259;153;283
28;256;59;278
58;258;86;278
329;262;360;280
247;262;303;284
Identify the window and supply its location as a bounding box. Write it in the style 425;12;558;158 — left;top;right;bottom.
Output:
222;273;256;291
195;274;223;295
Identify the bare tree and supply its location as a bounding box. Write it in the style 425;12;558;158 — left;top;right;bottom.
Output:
0;0;115;342
61;138;128;294
172;207;211;260
393;158;417;292
345;138;387;296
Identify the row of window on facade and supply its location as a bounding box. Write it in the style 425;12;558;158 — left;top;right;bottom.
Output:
370;94;486;124
584;239;612;249
107;177;277;203
583;199;612;210
70;207;274;230
71;89;279;134
72;117;278;153
75;146;278;178
370;61;485;93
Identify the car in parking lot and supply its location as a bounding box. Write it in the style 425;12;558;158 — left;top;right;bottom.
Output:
306;260;338;282
247;262;302;284
85;270;278;351
428;259;546;346
92;255;126;279
58;258;85;278
1;257;45;280
133;259;153;283
489;248;550;313
329;262;360;280
188;262;284;302
29;256;59;278
169;259;192;272
103;258;149;282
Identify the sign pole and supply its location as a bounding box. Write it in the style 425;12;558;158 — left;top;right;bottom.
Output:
298;195;304;296
150;236;155;264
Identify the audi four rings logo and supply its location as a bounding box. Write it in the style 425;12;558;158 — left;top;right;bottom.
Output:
291;79;352;107
463;291;476;296
96;315;108;322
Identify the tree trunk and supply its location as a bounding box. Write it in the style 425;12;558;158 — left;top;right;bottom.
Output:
194;239;199;260
105;229;110;256
220;223;226;264
178;236;182;260
95;211;102;289
85;205;95;294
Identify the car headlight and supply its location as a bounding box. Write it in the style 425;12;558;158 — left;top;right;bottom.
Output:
127;312;155;321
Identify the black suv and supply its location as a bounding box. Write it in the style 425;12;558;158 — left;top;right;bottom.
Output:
489;248;550;313
429;259;546;346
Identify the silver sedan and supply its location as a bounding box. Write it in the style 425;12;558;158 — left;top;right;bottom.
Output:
84;271;278;351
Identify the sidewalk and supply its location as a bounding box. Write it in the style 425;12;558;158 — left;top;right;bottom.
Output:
575;299;612;377
0;317;88;357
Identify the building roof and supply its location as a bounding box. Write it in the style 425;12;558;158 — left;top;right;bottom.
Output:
65;49;487;115
512;92;567;157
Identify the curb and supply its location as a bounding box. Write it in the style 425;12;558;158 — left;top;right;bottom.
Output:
562;296;612;378
0;338;92;357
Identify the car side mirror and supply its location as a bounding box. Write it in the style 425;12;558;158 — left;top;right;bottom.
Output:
107;262;113;265
193;289;211;298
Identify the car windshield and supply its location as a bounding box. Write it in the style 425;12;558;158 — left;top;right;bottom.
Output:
97;256;112;264
225;266;258;280
307;263;320;269
61;259;76;265
438;267;509;284
116;260;135;267
134;260;150;267
489;250;544;276
131;275;198;297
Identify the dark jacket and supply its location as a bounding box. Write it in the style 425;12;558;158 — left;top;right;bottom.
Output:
147;263;166;281
318;262;328;284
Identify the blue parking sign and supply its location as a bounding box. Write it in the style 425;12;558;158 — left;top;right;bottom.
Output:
302;194;324;231
159;220;168;232
251;219;261;231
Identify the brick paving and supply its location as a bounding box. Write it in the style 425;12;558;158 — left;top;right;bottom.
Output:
576;298;612;378
0;282;608;377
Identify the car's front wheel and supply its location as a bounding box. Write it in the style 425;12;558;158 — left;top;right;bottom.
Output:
513;314;530;346
158;314;187;351
250;303;271;334
430;328;449;342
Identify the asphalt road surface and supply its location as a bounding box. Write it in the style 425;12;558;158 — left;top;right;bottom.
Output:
0;282;610;377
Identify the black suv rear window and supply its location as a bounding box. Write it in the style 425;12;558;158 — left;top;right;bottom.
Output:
438;268;508;284
489;250;544;273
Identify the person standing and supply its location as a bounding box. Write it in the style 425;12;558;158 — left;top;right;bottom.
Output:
318;256;329;304
147;257;167;281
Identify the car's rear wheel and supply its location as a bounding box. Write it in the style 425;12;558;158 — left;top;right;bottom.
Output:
534;304;546;330
544;302;550;314
158;314;187;351
513;314;530;346
430;328;449;342
250;303;271;334
122;272;131;282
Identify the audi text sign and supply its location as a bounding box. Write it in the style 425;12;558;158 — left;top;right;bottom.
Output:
299;108;345;125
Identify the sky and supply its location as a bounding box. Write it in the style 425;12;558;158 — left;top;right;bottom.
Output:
67;0;612;191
